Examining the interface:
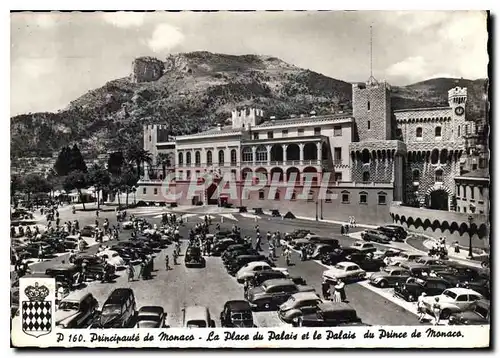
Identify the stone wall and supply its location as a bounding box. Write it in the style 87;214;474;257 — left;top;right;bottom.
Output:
132;57;165;83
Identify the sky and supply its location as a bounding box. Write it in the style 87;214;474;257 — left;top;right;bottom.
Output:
10;10;489;116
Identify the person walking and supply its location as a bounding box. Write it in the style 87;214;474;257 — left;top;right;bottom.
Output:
341;225;345;236
139;260;146;280
336;279;346;302
38;245;43;262
255;234;262;252
173;250;178;265
165;254;170;270
432;297;441;325
417;292;427;322
321;278;330;300
331;280;342;303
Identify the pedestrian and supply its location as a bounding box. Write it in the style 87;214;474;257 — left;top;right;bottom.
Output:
301;246;307;261
255;235;262;251
173;251;178;265
353;217;356;227
322;278;330;300
335;279;346;302
38;245;43;262
127;263;135;282
165;254;170;270
140;260;146;280
417;292;427;322
331;280;342;303
345;224;349;235
285;248;291;266
454;241;460;253
432;297;441;325
341;225;345;236
96;209;99;218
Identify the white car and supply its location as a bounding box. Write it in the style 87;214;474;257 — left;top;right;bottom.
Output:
350;241;376;252
236;261;289;283
422;288;483;319
97;250;126;269
384;252;423;266
122;221;134;229
322;262;366;282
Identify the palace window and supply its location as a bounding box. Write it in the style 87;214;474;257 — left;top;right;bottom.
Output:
457;185;460;197
359;191;368;204
435;126;442;138
341;190;350;204
334;148;342;164
267;131;274;139
458;125;461;137
241;147;252;162
154;188;158;195
186;170;191;179
334;125;342;136
178;170;183;180
435;169;443;183
230;149;237;165
282;129;288;137
178;152;183;166
206;150;213;165
149;135;152;142
334;172;342;182
413;169;420;183
416;127;423;138
367;101;371;111
362;149;370;164
256;145;267;162
362;171;370;182
142;188;146;194
470;186;475;199
259;190;265;200
186;152;192;165
253;132;259;140
218;150;225;166
298;128;304;136
274;191;280;200
378;191;387;205
325;190;333;203
314;127;321;135
367;121;371;130
195;151;201;166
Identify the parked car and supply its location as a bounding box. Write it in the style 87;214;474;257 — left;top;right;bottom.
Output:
246;278;315;310
185;246;205;268
220;300;255;328
361;230;391;244
373;248;402;260
182;306;215;328
284;230;314;241
320;248;361;265
135;306;169;328
226;254;268;276
349;241;377;253
80;225;96;237
211;239;237;256
236;261;273;283
422;288;483;319
394;277;453;302
45;264;84;289
96;288;137;328
292;302;365;327
406;256;449;271
97;250;126;269
72;255;116;281
369;266;411;288
448;299;490;325
246;270;288;291
24;242;54;259
322;262;366;283
310;244;337;260
63;235;87;250
346;253;386;271
291;238;310;249
384;252;423;266
375;225;407;242
308;236;340;248
56;292;98;328
222;247;258;265
278;292;322;323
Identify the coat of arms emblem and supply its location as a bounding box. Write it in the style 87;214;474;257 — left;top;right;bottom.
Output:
22;282;52;338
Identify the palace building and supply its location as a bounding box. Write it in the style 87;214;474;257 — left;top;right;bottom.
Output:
136;78;489;249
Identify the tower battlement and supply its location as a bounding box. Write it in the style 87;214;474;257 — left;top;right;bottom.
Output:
231;108;265;129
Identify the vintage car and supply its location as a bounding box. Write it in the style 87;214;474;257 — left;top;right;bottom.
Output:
284;229;314;242
435;264;490;292
220;300;255;328
373;248;403;260
23;242;55;259
310;244;337;260
56;292;99;328
308;236;340;248
45;264;84;289
122;221;134;229
226;254;268;276
394;277;453;302
369;266;411;288
222;247;258;265
292;302;365;327
291;238;310;249
422;288;483;319
71;254;116;281
211;238;237;256
236;261;288;283
361;230;391;244
185;246;205;268
135;306;169;328
278;292;322;323
80;225;96;237
63;235;87;250
246;278;315;310
97;250;126;269
375;225;407;242
322;262;366;282
320;247;361;265
346;253;386;271
402;256;449;271
96;288;137;328
448;299;490;325
384;251;423;266
182;306;216;328
349;241;377;253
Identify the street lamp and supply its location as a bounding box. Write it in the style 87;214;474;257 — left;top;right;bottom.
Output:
320;198;324;220
315;200;319;221
468;215;474;259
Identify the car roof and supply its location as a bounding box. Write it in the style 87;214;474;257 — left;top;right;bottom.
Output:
46;264;78;271
336;261;359;267
318;301;356;313
184;306;209;320
105;288;134;304
445;287;482;295
262;278;294;286
138;306;164;315
476;299;490;308
225;300;252;311
245;261;270;268
290;292;320;301
62;291;93;302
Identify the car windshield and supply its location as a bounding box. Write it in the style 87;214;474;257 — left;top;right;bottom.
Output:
382;267;392;273
442;290;457;299
187;320;206;328
58;301;79;310
335;264;347;270
101;304;121;316
138;315;160;322
231;312;252;320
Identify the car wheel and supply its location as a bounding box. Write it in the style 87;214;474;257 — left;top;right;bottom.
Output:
407;294;415;302
441;309;451;319
378;280;388;288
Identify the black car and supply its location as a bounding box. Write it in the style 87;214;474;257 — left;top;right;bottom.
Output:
220;300;255;327
226;255;268;276
185;246;205;268
23;242;55;259
71;255;116;281
45;264;84;289
375;225;407;242
211;239;237;256
320;248;361;265
56;293;99;328
96;288;137;328
448;300;490;325
394;277;453;302
293;302;365;327
346;253;386;271
222;248;258;265
135;306;169;328
361;230;391;244
222;244;252;259
248;270;288;289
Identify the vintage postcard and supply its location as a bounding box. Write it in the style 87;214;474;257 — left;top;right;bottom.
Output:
10;10;490;348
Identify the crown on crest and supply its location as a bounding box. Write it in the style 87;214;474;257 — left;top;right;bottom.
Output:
25;282;49;302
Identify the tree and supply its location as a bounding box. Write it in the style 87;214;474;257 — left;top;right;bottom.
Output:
87;164;110;210
54;146;72;176
22;174;52;201
63;170;88;210
156;152;173;179
121;167;139;207
126;146;152;179
107;151;125;176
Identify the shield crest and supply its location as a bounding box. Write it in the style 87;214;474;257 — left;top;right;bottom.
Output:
21;282;52;338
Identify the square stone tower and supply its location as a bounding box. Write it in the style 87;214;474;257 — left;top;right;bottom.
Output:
352;81;392;142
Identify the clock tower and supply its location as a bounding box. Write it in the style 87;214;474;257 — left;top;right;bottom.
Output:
448;87;467;141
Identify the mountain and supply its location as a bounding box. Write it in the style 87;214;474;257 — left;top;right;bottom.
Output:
10;51;488;160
